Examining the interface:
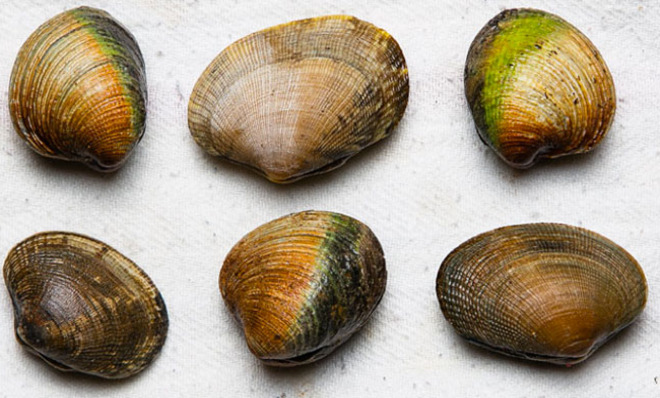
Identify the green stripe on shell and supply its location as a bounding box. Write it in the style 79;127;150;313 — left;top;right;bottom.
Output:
287;213;384;364
70;7;147;138
475;11;565;145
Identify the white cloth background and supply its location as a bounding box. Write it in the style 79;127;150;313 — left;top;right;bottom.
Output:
0;1;658;397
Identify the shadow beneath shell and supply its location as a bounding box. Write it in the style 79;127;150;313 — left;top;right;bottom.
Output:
22;151;133;183
259;324;374;381
453;319;641;375
15;347;151;388
191;127;401;196
257;304;387;381
479;140;609;184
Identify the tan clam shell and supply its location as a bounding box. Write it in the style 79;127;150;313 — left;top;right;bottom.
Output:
220;210;386;366
188;15;408;183
3;232;168;379
436;223;647;365
9;7;147;172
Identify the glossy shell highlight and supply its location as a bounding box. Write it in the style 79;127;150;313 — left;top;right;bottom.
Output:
188;15;408;183
465;9;615;168
9;6;147;172
3;232;168;379
220;210;386;366
436;223;646;365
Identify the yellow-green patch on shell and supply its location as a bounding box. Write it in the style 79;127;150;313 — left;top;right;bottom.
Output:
437;223;646;365
465;9;615;168
3;232;168;379
188;15;408;183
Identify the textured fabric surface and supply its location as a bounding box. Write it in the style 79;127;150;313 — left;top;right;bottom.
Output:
0;1;658;397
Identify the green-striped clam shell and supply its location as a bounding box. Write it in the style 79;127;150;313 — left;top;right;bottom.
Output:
9;6;147;172
465;9;615;168
220;210;386;366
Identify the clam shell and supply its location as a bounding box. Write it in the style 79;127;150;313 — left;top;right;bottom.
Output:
9;6;147;172
3;232;168;379
465;9;616;168
188;15;409;183
436;223;646;365
220;210;386;366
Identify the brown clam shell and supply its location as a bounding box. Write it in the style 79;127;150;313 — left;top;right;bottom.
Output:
3;232;168;379
436;223;646;365
220;210;386;366
9;7;147;172
188;15;409;183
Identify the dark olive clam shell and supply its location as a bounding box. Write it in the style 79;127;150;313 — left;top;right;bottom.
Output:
3;232;168;379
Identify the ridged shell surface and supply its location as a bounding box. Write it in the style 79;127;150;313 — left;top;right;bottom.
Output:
9;6;147;172
220;210;386;366
465;9;615;168
188;15;408;183
3;232;168;379
437;223;646;365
